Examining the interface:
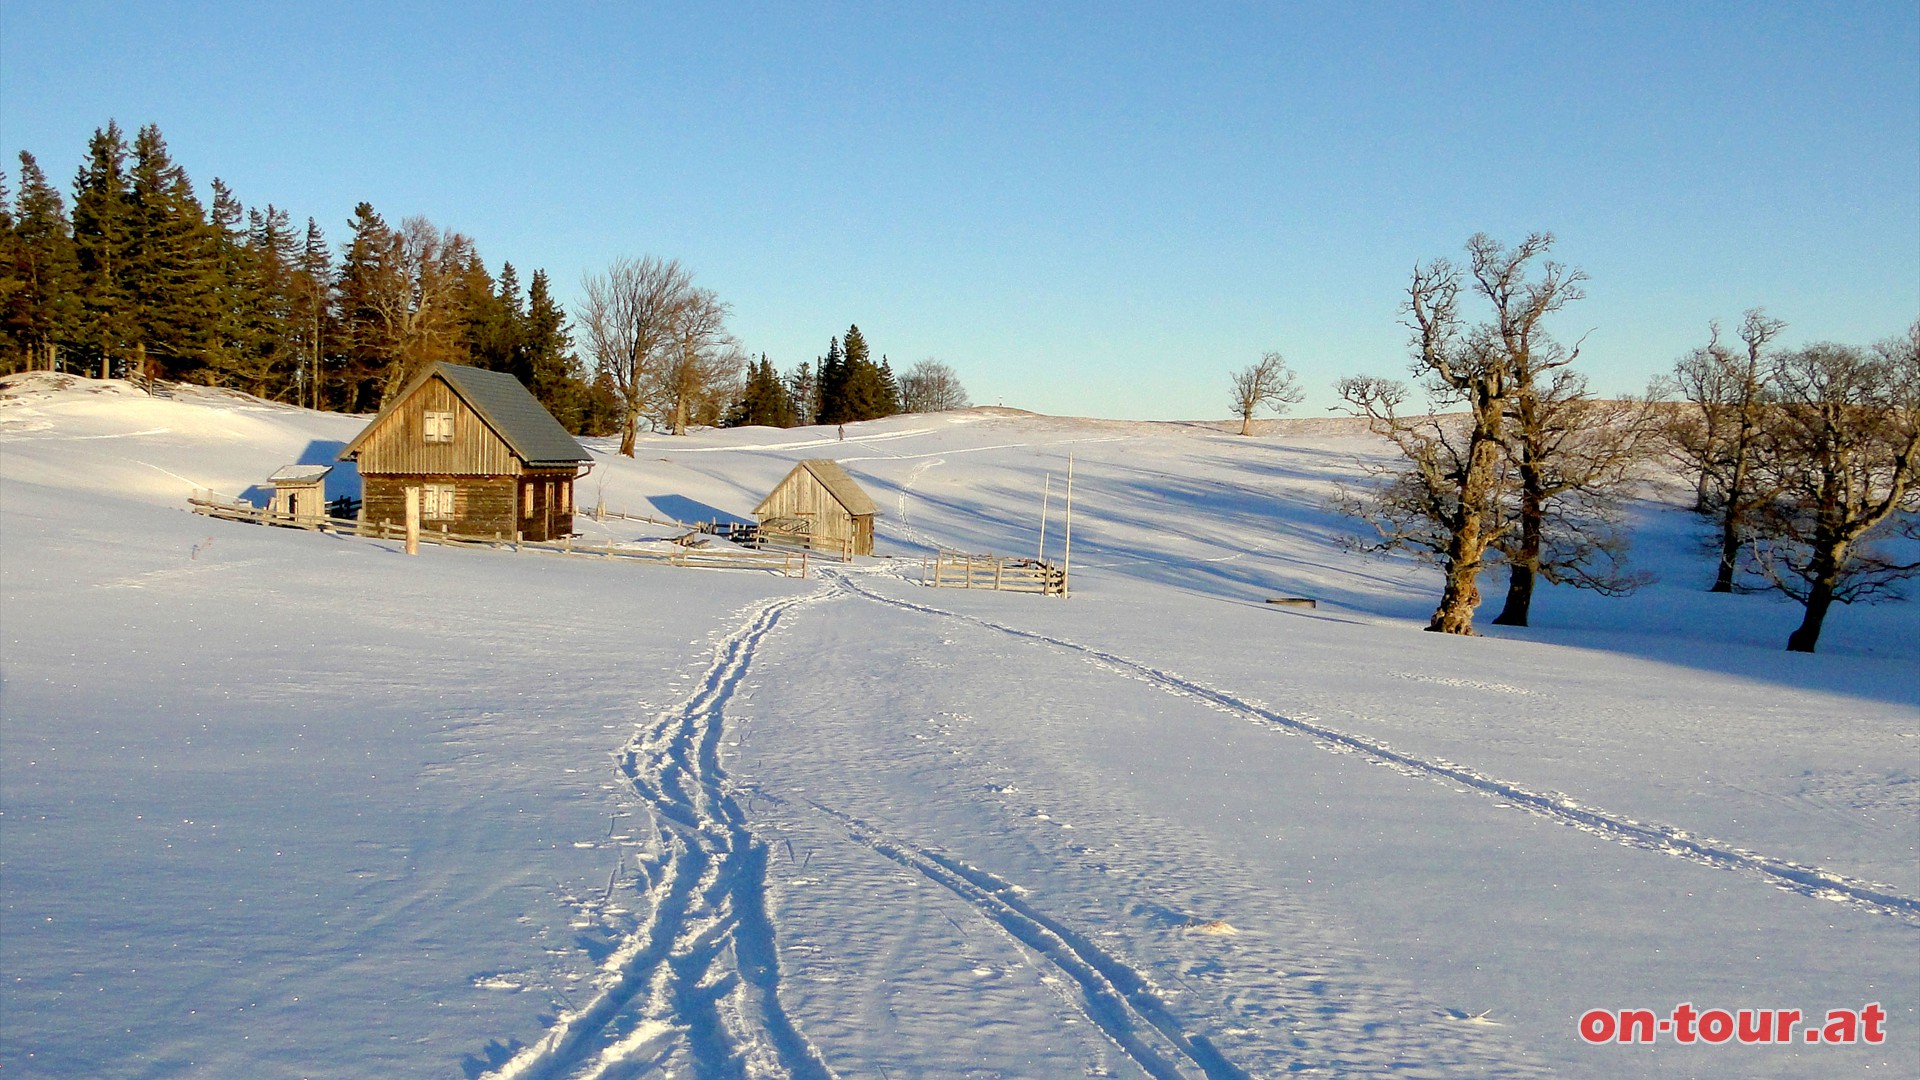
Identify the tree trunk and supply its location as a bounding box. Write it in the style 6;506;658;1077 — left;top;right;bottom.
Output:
1427;427;1503;635
1428;501;1487;635
1786;542;1845;653
1239;412;1252;436
1787;580;1834;653
618;415;638;457
673;395;688;437
1428;553;1482;634
1710;524;1740;592
1493;453;1545;626
1492;562;1534;626
1710;446;1750;592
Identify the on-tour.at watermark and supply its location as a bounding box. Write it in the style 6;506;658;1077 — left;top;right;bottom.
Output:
1579;1002;1886;1045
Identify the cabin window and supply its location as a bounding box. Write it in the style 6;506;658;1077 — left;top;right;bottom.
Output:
523;483;535;515
559;482;571;513
423;411;454;443
422;484;455;520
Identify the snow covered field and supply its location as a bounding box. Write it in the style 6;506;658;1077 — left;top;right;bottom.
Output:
2;374;1914;1079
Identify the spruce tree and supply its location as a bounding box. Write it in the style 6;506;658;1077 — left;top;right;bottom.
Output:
0;172;16;366
786;359;816;425
834;324;894;421
294;218;331;408
333;202;401;411
126;125;223;382
524;268;589;431
71;121;136;378
816;336;848;425
3;152;79;372
457;253;515;374
235;201;301;397
878;356;901;416
726;354;797;427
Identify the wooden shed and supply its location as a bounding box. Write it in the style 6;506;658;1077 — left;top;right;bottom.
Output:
753;459;880;557
267;464;331;524
338;362;592;543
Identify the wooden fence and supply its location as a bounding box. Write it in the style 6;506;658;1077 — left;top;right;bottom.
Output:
923;551;1066;595
746;526;855;563
187;495;808;577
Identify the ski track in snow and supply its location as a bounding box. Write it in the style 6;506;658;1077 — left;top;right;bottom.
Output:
486;555;1911;1077
484;584;840;1080
797;797;1254;1080
830;571;1920;927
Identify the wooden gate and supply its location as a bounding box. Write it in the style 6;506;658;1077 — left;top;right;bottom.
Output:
924;551;1066;595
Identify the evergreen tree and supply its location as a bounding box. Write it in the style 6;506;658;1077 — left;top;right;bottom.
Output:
833;324;895;421
878;356;901;415
786;359;817;426
726;354;797;427
815;336;848;424
0;171;16;365
524;269;591;431
333;202;402;411
3;152;79;372
71;121;136;378
293;218;331;409
234;200;301;397
126;124;222;382
457;253;516;374
840;355;890;421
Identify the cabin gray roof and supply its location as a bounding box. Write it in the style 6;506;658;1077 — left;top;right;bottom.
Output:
757;459;879;517
339;362;591;467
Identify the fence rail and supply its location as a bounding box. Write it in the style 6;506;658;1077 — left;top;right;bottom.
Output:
187;495;808;578
923;551;1066;595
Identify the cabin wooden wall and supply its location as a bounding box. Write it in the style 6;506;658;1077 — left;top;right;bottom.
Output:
354;378;519;477
363;471;578;542
270;480;326;522
755;470;873;555
364;475;517;538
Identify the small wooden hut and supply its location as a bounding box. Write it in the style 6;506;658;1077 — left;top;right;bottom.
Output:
753;459;880;557
338;362;592;542
267;464;330;524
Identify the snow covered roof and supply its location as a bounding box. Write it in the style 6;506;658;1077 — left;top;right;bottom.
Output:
268;464;332;484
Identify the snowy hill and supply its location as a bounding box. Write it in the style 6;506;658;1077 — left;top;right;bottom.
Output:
2;374;1914;1078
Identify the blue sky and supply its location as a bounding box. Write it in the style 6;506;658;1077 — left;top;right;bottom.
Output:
3;2;1915;419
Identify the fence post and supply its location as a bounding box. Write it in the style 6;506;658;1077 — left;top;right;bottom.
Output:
404;488;420;556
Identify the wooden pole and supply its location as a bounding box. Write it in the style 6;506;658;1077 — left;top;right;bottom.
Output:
1061;452;1073;598
1038;473;1051;562
404;487;420;556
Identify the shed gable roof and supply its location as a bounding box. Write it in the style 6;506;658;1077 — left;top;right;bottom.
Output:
338;362;591;467
755;459;880;517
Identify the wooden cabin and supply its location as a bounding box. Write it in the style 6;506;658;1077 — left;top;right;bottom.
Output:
338;362;592;543
267;464;330;524
753;459;880;556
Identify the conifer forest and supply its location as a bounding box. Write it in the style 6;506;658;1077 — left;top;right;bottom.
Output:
0;121;967;438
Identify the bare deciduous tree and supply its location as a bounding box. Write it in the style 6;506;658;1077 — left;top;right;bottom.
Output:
1339;234;1594;635
1228;351;1303;435
1339;250;1509;634
1748;328;1920;652
1492;394;1655;623
576;257;694;455
1660;309;1786;591
899;359;970;413
659;286;741;436
371;217;469;406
